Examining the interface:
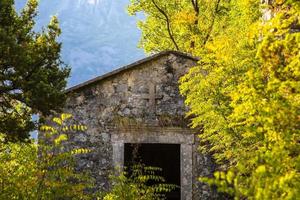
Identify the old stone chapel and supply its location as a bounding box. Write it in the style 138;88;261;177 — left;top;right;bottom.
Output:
64;51;217;200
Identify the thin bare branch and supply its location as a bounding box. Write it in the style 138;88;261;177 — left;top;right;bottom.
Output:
203;0;221;46
191;0;199;14
190;0;200;49
151;0;179;50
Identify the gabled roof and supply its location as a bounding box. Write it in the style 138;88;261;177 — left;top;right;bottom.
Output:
66;51;199;93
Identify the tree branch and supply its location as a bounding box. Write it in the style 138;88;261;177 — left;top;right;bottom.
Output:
151;0;179;50
191;0;199;15
190;0;200;49
203;0;221;46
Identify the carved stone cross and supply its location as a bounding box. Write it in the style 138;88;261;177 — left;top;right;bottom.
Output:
141;83;163;114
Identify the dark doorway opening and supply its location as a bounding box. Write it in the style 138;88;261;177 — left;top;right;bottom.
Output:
124;143;181;200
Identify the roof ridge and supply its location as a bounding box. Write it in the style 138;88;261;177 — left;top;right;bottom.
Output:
66;51;199;93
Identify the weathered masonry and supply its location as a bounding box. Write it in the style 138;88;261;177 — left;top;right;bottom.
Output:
64;51;218;200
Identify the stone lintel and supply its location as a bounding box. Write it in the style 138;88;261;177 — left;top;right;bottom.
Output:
112;129;195;144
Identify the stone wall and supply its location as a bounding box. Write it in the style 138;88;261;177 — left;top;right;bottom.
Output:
63;52;217;199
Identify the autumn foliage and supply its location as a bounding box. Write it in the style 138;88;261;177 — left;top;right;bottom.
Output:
129;0;300;199
0;114;93;200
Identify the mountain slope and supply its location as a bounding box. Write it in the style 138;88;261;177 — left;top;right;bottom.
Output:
16;0;145;86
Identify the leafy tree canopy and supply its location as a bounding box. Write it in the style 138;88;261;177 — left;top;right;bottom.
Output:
129;0;300;199
128;0;228;54
0;114;93;199
0;0;70;141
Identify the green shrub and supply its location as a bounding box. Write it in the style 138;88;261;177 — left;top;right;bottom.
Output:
0;113;94;200
102;164;176;200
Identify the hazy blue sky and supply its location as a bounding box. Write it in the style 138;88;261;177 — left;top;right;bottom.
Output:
16;0;145;87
